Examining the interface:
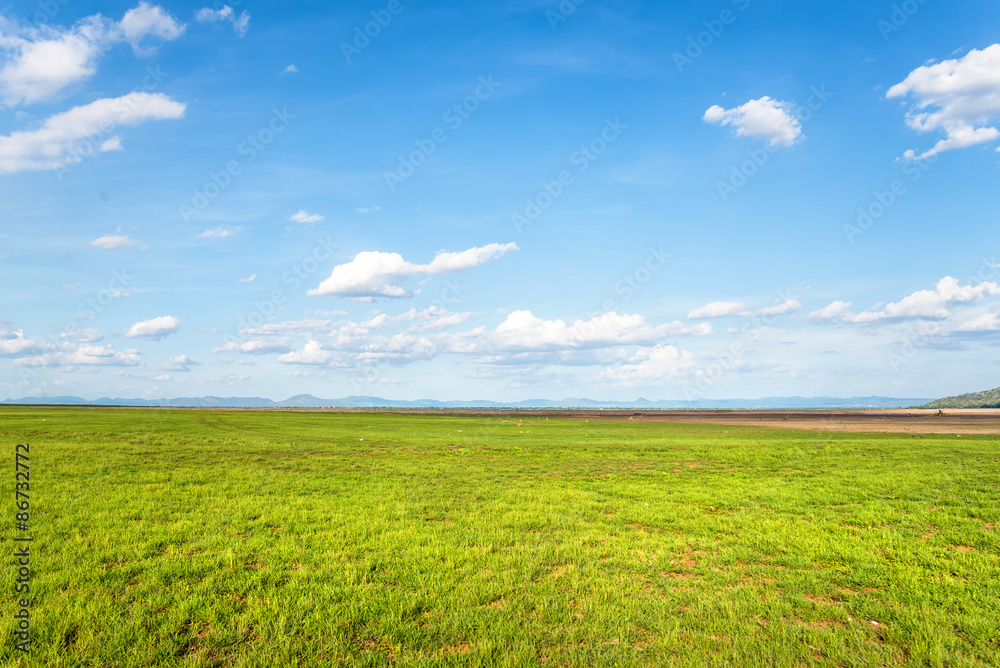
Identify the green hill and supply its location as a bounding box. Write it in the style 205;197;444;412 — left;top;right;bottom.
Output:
919;386;1000;409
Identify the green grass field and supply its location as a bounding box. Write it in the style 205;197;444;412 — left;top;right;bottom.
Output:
1;407;998;667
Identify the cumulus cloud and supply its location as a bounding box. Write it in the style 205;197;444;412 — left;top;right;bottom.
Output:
887;44;1000;159
851;277;999;322
90;233;137;249
0;4;184;106
810;278;1000;324
0;92;186;174
117;2;186;55
0;329;56;356
308;242;518;299
14;343;141;367
281;64;298;75
289;210;323;224
490;311;684;351
163;354;198;370
124;315;180;340
195;5;250;38
703;96;802;147
601;345;695;385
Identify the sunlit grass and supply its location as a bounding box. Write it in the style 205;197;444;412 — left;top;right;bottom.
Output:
1;407;997;666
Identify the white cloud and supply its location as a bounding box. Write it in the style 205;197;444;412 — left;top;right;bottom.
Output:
90;234;137;249
213;340;292;355
688;299;800;319
955;312;1000;332
76;327;104;343
15;343;142;367
601;345;695;385
163;354;198;370
355;204;381;214
888;44;1000;159
232;12;250;38
277;340;340;366
0;92;186;174
238;273;256;283
289;209;323;224
807;300;853;321
0;329;56;356
0;5;184;106
196;226;240;238
281;64;298;75
850;277;1000;322
117;2;185;55
308;242;518;299
703;96;802;148
756;299;802;317
195;5;250;38
195;6;234;22
124;315;180;340
491;311;676;351
688;301;749;319
153;373;172;381
808;278;1000;325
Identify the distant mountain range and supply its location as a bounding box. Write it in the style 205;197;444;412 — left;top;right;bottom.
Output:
919;386;1000;409
1;394;934;409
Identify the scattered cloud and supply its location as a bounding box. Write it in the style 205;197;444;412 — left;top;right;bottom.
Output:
14;343;142;367
281;64;298;75
289;209;323;224
688;299;800;319
0;92;186;174
196;226;240;238
195;5;250;38
308;242;518;299
703;96;802;147
238;273;256;283
807;300;853;321
888;44;1000;159
124;315;180;340
601;345;696;385
90;233;137;249
213;340;292;355
355;204;381;214
0;4;185;107
0;329;56;356
163;354;198;370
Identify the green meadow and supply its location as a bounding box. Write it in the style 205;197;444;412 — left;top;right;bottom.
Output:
1;407;998;667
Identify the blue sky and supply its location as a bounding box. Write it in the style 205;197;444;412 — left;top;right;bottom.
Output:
1;0;999;401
